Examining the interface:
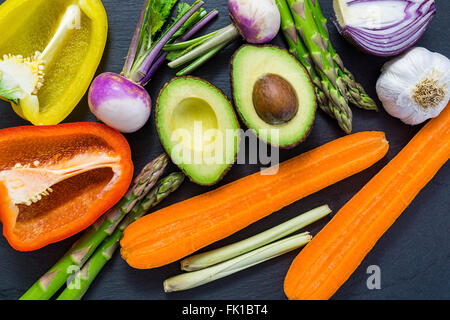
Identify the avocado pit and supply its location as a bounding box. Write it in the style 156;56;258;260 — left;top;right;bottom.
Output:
252;73;299;125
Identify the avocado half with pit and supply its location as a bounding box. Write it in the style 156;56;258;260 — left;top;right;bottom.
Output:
231;45;316;148
156;77;240;186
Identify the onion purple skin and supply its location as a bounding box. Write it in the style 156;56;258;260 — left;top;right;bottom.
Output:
333;0;437;57
228;0;280;44
88;72;151;133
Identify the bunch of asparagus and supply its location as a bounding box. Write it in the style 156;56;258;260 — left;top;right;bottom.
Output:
20;154;185;300
276;0;377;133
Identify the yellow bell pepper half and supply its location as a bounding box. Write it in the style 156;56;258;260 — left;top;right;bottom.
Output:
0;0;108;125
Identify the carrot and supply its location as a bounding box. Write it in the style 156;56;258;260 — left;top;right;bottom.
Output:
284;105;450;300
120;132;389;269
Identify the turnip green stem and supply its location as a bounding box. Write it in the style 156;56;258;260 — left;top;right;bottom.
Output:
164;29;222;52
131;0;204;83
175;37;233;76
164;233;312;292
140;53;167;86
139;6;216;86
178;10;219;42
41;4;81;66
181;205;331;271
122;0;150;77
168;24;239;69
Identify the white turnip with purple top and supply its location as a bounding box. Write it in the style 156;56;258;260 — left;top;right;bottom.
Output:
88;0;218;133
229;0;281;43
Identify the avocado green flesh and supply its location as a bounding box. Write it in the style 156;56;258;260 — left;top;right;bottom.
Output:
232;46;316;148
157;77;240;185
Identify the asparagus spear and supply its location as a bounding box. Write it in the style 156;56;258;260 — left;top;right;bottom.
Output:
276;0;352;133
286;0;336;89
276;2;332;117
277;0;318;87
286;0;351;120
306;0;378;111
19;154;169;300
321;76;352;133
57;172;185;300
164;232;312;292
291;0;348;96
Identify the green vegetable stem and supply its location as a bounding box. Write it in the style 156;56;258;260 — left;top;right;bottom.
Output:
164;233;312;292
181;205;331;271
164;205;331;292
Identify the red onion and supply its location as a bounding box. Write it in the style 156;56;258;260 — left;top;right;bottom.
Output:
333;0;436;57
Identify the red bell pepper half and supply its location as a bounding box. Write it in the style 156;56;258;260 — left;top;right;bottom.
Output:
0;122;134;251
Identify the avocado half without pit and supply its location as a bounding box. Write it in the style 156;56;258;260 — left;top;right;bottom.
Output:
156;77;240;186
232;45;317;148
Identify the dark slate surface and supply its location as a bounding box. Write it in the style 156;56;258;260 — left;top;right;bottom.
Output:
0;0;448;300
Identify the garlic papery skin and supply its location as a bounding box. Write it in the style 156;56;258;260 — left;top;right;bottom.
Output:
376;47;450;125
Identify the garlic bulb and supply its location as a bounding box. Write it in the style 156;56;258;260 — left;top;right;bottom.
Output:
376;47;450;125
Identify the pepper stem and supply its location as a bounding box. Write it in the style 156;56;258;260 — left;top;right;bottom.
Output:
41;4;81;67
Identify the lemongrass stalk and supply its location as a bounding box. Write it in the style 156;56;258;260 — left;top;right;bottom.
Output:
181;205;330;271
164;233;312;292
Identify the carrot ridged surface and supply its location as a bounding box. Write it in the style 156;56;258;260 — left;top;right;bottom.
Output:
121;131;389;269
285;105;450;300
